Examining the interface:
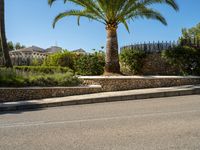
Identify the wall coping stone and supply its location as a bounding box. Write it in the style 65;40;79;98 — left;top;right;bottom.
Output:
0;85;101;90
80;76;200;92
79;76;200;79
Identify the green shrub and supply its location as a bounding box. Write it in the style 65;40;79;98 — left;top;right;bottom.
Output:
14;66;73;74
120;48;146;74
42;50;106;76
31;58;43;66
0;68;81;87
43;51;75;70
75;51;105;75
162;46;200;75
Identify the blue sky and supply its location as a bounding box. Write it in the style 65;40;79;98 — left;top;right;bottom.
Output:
5;0;200;52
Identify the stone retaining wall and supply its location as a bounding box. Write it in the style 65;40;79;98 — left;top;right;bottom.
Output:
141;53;179;75
1;76;200;103
0;86;102;102
121;53;180;76
80;76;200;92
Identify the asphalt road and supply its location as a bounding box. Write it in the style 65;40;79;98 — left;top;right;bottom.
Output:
1;95;200;150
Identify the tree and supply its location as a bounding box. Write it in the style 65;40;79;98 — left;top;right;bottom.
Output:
181;23;200;39
7;41;14;50
0;0;12;67
1;41;25;54
179;23;200;48
15;42;26;50
0;42;2;56
48;0;179;74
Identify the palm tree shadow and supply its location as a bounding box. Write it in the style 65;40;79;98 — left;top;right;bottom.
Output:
0;102;46;115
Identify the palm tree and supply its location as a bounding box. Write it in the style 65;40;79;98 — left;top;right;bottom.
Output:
0;0;12;68
48;0;179;75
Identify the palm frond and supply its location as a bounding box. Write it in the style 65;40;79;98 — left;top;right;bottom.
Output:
52;9;105;28
126;7;167;25
48;0;67;6
49;0;179;31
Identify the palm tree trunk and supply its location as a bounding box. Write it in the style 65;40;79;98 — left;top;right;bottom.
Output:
104;26;121;74
0;0;12;68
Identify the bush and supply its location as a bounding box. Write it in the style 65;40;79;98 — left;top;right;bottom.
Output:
31;58;44;66
162;46;200;75
75;51;105;75
43;51;75;70
14;66;73;74
0;68;81;87
42;50;106;75
120;48;146;74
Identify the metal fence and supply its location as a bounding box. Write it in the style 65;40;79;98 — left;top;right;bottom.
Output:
121;41;178;53
120;37;200;53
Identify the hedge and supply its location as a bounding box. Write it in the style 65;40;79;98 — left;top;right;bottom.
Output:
14;66;73;74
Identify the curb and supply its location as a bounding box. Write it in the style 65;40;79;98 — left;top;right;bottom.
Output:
0;85;200;112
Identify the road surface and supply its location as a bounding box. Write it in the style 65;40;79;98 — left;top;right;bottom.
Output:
1;95;200;150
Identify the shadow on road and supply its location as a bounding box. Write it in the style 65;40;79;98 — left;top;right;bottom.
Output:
0;102;46;115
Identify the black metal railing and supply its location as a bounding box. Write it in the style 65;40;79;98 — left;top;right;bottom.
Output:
121;37;200;53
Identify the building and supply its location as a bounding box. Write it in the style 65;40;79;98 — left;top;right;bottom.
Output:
72;48;87;54
9;46;62;66
46;46;62;54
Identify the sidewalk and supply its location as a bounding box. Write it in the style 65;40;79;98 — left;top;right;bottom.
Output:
0;85;200;111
